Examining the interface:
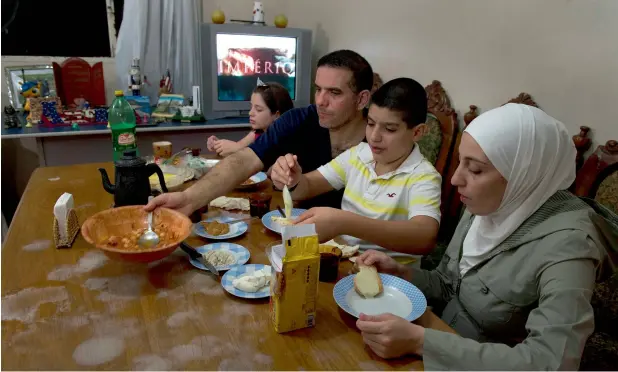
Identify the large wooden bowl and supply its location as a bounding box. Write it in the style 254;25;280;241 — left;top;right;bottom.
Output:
81;206;192;263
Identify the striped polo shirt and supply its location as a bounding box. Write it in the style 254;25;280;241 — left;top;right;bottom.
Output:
317;142;441;261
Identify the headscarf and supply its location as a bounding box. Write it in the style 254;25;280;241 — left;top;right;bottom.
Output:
459;103;577;274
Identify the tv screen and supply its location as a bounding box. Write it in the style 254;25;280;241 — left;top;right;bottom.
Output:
216;33;297;102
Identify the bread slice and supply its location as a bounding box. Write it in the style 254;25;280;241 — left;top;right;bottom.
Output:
354;264;383;298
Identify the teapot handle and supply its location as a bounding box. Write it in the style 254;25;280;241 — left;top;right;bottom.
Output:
146;163;168;193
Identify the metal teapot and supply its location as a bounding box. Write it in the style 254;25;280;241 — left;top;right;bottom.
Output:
99;150;168;207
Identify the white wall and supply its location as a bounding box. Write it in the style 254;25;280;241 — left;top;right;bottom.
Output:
202;0;618;148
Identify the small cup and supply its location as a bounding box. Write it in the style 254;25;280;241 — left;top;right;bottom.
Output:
249;192;272;218
319;245;342;282
153;141;172;159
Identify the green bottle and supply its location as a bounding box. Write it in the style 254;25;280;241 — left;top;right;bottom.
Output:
108;90;138;161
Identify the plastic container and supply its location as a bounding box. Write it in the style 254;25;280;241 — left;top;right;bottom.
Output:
108;90;138;161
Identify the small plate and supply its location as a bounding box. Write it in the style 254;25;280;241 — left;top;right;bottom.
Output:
189;243;250;272
333;273;427;321
193;216;248;240
235;172;268;189
221;264;272;299
261;208;307;234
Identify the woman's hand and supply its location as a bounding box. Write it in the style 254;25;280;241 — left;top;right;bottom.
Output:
206;135;219;152
356;250;408;279
356;313;425;358
295;207;344;242
213;139;239;157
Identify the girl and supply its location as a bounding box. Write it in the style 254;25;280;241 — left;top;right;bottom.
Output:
207;82;293;157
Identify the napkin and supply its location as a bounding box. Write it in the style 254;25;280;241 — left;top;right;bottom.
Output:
209;196;250;211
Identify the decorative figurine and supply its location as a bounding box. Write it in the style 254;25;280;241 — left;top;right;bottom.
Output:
253;1;264;24
129;58;144;96
159;69;173;96
20;80;42;123
3;105;20;129
212;9;225;24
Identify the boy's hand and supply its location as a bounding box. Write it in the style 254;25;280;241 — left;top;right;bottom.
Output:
295;207;344;242
271;154;302;190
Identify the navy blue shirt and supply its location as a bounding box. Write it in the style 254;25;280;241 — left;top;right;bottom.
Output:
249;105;344;209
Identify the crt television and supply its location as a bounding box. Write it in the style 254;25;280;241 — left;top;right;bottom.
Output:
200;23;313;120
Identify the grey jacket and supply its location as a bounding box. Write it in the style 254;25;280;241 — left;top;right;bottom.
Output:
411;191;608;370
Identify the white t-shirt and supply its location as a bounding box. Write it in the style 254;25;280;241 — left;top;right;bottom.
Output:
318;142;442;263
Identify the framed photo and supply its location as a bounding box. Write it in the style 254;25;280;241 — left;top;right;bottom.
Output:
4;65;57;110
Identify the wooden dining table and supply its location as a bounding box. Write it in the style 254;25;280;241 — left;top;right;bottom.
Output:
1;161;457;370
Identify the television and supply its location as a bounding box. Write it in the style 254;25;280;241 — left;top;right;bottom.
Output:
200;23;313;120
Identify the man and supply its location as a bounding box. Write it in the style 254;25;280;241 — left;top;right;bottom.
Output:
146;50;373;215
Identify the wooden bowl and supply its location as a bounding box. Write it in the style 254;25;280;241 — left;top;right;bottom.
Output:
81;205;192;263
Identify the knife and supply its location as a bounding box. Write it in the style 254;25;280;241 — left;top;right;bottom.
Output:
180;242;219;276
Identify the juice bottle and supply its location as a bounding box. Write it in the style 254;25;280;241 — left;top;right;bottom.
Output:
108;90;138;160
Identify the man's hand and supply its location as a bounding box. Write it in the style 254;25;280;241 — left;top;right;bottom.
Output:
271;154;302;190
356;250;408;279
144;191;195;216
294;207;344;242
213;139;240;157
356;313;425;358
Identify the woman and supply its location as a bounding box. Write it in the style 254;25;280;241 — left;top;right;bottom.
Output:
355;103;609;370
207;82;294;157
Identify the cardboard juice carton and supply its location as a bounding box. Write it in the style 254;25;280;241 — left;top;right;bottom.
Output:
267;224;320;333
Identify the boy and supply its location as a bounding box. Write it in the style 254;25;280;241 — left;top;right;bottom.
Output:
271;78;441;261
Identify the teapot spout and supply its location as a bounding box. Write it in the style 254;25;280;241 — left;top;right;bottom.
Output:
98;168;115;194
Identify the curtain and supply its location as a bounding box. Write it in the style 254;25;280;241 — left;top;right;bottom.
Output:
114;0;202;104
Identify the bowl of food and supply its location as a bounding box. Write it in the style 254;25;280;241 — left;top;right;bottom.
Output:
81;206;192;263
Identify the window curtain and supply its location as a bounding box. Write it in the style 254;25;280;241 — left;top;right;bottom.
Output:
114;0;202;104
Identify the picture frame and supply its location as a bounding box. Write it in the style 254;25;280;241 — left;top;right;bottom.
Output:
4;65;57;110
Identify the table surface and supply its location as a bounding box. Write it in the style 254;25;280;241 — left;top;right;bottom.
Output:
1;117;251;139
1;161;455;370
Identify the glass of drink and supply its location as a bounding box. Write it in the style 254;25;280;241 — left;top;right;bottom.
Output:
249;192;272;218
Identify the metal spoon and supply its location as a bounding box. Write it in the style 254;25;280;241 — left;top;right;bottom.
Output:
138;196;160;249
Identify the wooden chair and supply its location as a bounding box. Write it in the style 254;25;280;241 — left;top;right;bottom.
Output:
574;140;618;214
416;80;461;240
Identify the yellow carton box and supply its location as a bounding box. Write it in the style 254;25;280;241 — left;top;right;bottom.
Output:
268;225;320;333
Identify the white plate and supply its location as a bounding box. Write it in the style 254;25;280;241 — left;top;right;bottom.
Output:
193;216;248;240
188;243;250;272
333;273;427;321
221;264;272;299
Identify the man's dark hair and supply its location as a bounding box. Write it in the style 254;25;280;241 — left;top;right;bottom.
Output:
370;78;427;128
253;82;294;115
317;50;373;93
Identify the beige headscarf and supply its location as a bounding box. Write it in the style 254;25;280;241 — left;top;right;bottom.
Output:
459;103;577;274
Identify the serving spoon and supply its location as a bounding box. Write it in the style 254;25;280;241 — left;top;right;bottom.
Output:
138;196;160;249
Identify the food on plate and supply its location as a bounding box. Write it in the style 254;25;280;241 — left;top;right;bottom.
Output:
149;173;178;183
210;196;250;211
241;178;256;186
354;264;383;298
323;239;360;258
101;222;179;251
271;216;294;225
202;249;236;266
201;220;230;236
232;269;271;293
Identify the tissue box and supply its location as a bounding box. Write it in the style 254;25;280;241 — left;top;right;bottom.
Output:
53;209;80;248
268;224;320;333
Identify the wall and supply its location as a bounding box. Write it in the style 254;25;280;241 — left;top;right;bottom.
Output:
202;0;618;148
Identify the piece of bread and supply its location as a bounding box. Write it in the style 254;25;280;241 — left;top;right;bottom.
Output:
354;264;383;298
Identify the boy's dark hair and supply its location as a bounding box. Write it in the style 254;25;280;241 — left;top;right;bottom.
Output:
317;50;373;94
253;82;294;115
370;78;427;128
